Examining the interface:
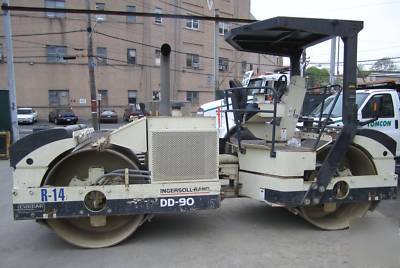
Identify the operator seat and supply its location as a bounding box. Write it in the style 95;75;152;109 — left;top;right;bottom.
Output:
229;80;259;123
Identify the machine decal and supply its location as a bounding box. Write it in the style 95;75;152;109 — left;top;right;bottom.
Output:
13;194;220;220
13;203;46;220
40;188;65;202
160;197;195;207
367;120;392;128
160;186;211;196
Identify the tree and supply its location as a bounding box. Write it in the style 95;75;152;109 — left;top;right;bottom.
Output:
371;57;397;71
357;64;371;79
305;66;329;88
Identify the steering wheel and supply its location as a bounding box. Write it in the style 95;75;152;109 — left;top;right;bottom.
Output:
276;75;288;100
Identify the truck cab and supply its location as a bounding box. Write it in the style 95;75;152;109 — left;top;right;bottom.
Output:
198;72;289;138
309;86;400;157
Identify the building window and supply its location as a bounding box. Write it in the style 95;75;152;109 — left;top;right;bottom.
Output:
128;90;137;104
155;49;161;66
95;3;105;10
153;90;160;101
126;5;136;23
95;2;106;21
98;89;109;106
186;17;199;30
241;61;247;74
186;91;199;105
46;45;67;63
127;49;136;64
45;0;65;18
219;22;230;35
186;54;200;69
48;89;69;106
96;47;107;64
219;57;229;72
155;8;162;24
362;94;394;118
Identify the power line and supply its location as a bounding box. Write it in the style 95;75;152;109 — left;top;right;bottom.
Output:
2;53;238;79
10;38;85;51
2;29;282;69
0;29;84;38
95;31;159;49
8;28;396;70
1;4;257;23
159;0;204;16
95;30;282;68
310;56;400;65
7;59;399;79
303;0;400;15
157;0;243;27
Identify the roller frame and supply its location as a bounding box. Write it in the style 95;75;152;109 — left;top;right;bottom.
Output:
11;117;221;222
12;182;221;221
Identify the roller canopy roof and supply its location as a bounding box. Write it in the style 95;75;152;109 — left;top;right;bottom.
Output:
225;17;363;57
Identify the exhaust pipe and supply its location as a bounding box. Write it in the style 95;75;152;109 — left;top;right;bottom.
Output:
160;43;171;116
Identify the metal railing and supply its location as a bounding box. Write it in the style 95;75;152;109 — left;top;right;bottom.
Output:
223;85;279;158
206;84;344;156
301;85;343;151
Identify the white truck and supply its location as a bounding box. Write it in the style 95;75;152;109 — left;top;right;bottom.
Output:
198;72;289;138
308;85;400;158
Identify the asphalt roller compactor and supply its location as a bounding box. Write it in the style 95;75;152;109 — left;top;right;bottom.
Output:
10;17;397;248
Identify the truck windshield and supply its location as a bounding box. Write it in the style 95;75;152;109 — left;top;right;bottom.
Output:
17;109;32;114
310;93;368;118
248;79;263;95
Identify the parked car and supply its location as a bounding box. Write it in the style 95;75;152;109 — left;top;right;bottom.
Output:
123;103;149;121
17;108;38;124
100;109;118;123
48;108;78;125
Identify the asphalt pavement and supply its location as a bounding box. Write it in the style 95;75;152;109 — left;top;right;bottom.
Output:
0;160;399;268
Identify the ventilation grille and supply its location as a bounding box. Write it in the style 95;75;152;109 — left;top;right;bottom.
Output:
151;131;218;182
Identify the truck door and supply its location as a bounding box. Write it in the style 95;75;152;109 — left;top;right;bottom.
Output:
360;93;400;156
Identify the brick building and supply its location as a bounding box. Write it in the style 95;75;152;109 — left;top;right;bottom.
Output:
0;0;282;119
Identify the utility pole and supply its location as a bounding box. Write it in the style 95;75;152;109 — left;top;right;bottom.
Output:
329;37;337;85
85;0;98;130
2;0;19;142
336;38;340;79
213;8;219;99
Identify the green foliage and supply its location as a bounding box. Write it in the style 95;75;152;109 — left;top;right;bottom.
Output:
305;66;330;88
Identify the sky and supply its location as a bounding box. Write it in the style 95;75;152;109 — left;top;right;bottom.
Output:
250;0;400;70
